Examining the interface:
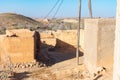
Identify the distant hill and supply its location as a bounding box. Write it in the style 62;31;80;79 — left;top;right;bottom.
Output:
0;13;43;34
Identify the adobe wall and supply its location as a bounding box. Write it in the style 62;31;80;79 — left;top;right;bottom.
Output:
97;19;115;67
54;30;77;46
41;38;56;48
54;30;84;53
84;18;115;72
6;29;34;37
0;35;6;63
40;33;56;47
40;33;54;39
1;37;35;63
56;30;84;48
0;29;36;64
40;30;84;53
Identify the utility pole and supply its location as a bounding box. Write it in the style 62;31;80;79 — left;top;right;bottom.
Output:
88;0;93;18
113;0;120;79
76;0;82;65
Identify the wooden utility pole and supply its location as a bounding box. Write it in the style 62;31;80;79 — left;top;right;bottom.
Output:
76;0;82;65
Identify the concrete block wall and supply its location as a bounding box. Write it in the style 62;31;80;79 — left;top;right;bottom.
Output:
113;0;120;79
97;19;115;67
84;18;115;72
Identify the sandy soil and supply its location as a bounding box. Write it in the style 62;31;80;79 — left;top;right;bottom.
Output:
1;50;112;80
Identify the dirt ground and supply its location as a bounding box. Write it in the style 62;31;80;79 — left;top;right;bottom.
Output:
0;49;113;80
13;50;85;80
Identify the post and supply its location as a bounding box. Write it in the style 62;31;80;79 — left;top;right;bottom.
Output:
113;0;120;79
88;0;93;18
76;0;82;65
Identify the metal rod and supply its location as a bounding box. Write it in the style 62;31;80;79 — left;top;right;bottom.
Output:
76;0;82;65
88;0;93;18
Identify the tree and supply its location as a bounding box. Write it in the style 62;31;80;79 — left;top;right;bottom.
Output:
88;0;93;18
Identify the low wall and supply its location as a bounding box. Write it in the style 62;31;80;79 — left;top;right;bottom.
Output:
6;29;35;37
54;30;77;46
40;33;54;39
0;37;35;64
54;30;84;53
41;38;56;48
0;29;37;64
0;35;6;63
84;18;115;72
40;30;84;53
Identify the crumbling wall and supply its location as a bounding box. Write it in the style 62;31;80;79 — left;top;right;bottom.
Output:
54;30;84;53
54;30;77;53
1;37;35;63
0;29;37;64
40;33;56;48
54;30;77;46
40;30;84;53
0;35;6;63
84;18;115;72
6;29;34;37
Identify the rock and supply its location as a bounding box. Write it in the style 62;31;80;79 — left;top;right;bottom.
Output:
19;64;25;68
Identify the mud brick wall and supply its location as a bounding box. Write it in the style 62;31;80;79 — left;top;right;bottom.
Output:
0;29;36;64
40;33;56;48
40;30;84;53
55;30;84;48
0;37;35;64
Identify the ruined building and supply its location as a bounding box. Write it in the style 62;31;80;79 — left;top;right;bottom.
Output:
0;29;40;64
0;18;116;77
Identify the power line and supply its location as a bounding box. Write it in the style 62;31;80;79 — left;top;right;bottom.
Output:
52;0;63;18
44;0;60;19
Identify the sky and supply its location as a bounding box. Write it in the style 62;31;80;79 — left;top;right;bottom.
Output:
0;0;117;18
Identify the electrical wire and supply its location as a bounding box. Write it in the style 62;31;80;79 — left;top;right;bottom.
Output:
52;0;63;18
44;0;60;19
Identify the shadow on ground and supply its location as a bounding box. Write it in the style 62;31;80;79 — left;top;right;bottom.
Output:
13;72;31;80
46;39;84;65
34;33;84;66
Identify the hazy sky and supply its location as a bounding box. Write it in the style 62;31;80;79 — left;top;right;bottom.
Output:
0;0;117;18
